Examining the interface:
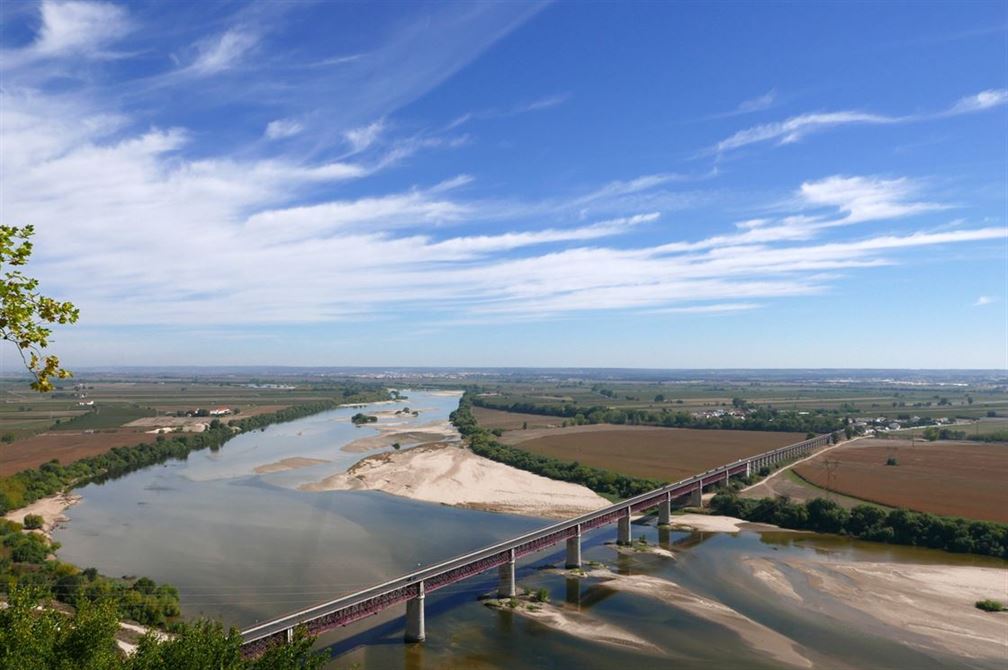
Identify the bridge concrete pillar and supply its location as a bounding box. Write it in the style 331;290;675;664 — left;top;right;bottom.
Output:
617;508;632;545
745;461;751;478
404;581;425;643
565;525;582;568
689;478;703;508
658;494;671;525
498;549;516;598
724;468;730;487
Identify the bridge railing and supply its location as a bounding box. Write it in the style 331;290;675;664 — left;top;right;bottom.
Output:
239;431;833;649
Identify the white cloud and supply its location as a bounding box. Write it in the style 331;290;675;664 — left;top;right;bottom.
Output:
717;111;894;152
189;29;258;75
34;0;130;56
715;89;1008;153
974;296;998;307
2;87;1003;328
264;119;303;140
946;89;1008;114
737;90;776;113
344;120;385;152
798;175;945;223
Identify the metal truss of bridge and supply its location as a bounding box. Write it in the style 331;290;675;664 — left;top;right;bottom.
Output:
239;433;832;656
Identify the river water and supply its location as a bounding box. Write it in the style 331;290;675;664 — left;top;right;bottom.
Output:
54;391;1004;669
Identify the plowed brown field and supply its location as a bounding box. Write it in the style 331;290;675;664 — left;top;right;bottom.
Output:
0;430;156;476
506;425;803;482
793;439;1008;522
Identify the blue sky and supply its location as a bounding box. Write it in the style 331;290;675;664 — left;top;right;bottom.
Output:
1;0;1005;369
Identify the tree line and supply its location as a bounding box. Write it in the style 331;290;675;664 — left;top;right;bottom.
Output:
469;395;845;434
710;493;1008;558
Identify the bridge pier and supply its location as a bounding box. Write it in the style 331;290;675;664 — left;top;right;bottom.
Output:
498;549;516;598
689;478;703;507
745;461;751;478
617;508;632;545
565;525;582;568
657;494;671;525
404;581;425;643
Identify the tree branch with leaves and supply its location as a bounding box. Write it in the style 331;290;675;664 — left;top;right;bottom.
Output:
0;225;79;392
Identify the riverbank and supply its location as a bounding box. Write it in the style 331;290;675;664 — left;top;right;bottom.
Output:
300;443;610;519
3;491;81;538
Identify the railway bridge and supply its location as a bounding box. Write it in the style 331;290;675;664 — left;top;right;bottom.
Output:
239;432;832;656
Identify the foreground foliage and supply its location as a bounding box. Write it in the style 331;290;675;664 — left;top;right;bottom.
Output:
0;225;79;392
710;493;1008;558
0;587;329;670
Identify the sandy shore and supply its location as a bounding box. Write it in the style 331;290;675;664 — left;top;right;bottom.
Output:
745;556;1008;659
4;492;82;538
341;419;459;453
300;443;610;519
253;457;330;474
571;567;813;667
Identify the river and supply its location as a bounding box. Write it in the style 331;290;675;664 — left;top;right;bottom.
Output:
54;390;1005;669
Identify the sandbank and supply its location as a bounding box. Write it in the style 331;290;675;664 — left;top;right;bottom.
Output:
300;443;609;519
573;567;812;667
745;556;1008;660
253;457;330;474
486;598;663;655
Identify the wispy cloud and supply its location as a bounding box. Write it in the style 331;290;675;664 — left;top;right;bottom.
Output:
974;296;998;307
188;29;258;75
945;89;1008;115
714;89;1008;153
707;89;779;119
37;0;130;55
264;118;303;140
344;120;385;153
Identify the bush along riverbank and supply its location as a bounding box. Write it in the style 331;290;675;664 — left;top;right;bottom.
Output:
711;493;1008;558
0;390;387;633
451;393;663;499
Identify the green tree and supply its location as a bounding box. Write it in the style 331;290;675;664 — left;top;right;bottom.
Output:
22;513;43;530
0;225;79;392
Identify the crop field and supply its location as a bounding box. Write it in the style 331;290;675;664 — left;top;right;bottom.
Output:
0;429;157;477
471;406;568;431
792;439;1008;523
500;425;804;483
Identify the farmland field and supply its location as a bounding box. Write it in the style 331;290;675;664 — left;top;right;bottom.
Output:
471;406;568;431
792;439;1008;523
500;425;804;483
0;430;157;476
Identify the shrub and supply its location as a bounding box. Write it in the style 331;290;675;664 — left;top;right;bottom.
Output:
975;599;1005;612
22;514;44;530
531;587;550;603
885;457;897;466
